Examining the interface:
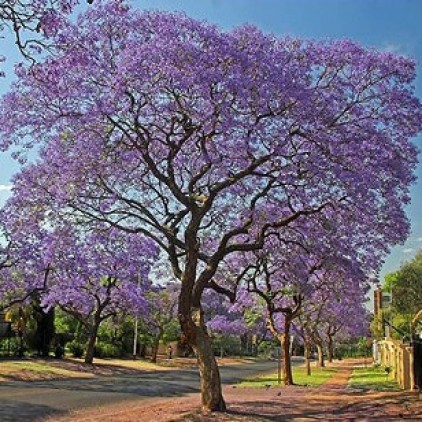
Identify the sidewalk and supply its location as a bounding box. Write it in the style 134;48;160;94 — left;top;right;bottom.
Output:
201;359;422;421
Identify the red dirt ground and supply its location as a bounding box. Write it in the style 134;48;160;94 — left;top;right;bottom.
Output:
51;359;422;422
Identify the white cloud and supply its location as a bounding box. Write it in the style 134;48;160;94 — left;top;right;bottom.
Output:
403;248;415;254
417;237;422;242
382;43;402;54
0;184;12;192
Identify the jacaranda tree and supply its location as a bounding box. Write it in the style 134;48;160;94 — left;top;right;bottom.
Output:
0;1;421;411
0;193;159;363
295;266;369;370
243;232;367;385
144;282;180;363
40;227;158;364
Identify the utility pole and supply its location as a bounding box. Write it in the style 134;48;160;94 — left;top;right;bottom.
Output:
133;274;141;359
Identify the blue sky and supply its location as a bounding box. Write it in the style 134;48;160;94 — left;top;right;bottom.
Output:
1;0;421;280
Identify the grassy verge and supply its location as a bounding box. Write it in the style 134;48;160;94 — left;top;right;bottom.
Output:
348;365;401;392
0;356;253;382
0;357;187;381
0;360;91;381
90;356;199;370
238;365;338;388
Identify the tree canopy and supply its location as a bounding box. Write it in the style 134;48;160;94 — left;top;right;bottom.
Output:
389;250;422;318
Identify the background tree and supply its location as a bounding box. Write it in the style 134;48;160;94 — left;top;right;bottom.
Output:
204;288;264;357
146;283;179;363
300;283;369;368
247;241;368;383
41;228;158;363
31;299;55;357
321;289;370;363
381;250;422;337
0;200;159;363
391;251;422;318
246;249;309;385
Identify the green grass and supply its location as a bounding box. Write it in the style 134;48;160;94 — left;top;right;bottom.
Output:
348;366;401;392
6;361;73;374
238;365;338;388
0;360;92;380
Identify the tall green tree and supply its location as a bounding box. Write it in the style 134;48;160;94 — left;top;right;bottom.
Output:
391;250;422;317
381;250;422;338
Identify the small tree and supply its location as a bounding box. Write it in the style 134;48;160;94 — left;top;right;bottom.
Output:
41;228;158;363
0;211;159;364
390;251;422;321
146;283;179;363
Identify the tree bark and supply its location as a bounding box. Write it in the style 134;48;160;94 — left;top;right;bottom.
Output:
282;317;294;385
193;322;226;412
304;340;311;376
33;303;55;357
179;299;226;412
316;341;325;368
151;327;163;363
179;306;226;412
327;335;334;363
177;212;226;412
85;319;100;364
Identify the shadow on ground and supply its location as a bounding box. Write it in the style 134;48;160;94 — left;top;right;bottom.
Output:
0;401;67;422
183;390;422;421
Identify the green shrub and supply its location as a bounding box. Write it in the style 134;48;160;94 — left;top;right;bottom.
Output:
94;342;122;358
54;345;64;359
68;341;84;358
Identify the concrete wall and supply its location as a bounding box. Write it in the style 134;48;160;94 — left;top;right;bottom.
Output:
143;340;183;358
377;339;413;390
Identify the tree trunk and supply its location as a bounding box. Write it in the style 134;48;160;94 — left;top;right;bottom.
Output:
177;226;226;412
316;342;325;368
85;320;100;364
327;335;334;363
282;317;294;385
240;333;247;353
151;328;163;363
193;322;226;411
180;303;226;412
304;340;311;376
33;303;55;357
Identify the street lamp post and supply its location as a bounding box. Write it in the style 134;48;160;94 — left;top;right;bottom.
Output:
133;316;139;359
133;274;141;359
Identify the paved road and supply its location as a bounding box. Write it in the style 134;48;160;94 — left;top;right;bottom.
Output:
0;358;303;421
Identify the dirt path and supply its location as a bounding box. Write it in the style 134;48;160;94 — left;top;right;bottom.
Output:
51;359;422;422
